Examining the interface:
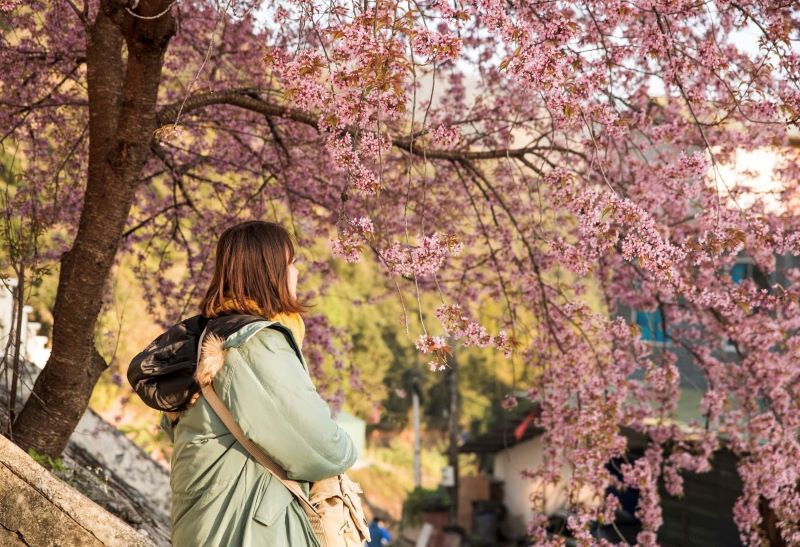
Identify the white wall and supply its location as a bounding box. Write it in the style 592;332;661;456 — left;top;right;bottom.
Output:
492;437;598;540
0;278;17;345
492;437;557;538
0;278;51;369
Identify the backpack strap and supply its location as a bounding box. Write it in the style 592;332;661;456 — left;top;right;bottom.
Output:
195;326;320;517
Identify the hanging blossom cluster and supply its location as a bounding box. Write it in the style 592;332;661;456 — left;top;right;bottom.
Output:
411;26;463;62
430;123;461;148
520;310;643;543
325;133;384;194
435;303;514;358
331;217;375;263
415;333;451;371
381;232;462;277
548;169;686;284
263;1;417;197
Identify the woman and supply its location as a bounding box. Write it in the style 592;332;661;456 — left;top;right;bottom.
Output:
127;220;356;546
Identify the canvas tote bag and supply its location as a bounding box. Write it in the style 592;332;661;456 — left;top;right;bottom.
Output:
196;326;371;547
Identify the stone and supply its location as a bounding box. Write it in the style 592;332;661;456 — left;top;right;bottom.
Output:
0;432;155;546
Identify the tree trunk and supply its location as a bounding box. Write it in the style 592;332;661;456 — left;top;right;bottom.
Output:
759;496;787;547
11;0;176;459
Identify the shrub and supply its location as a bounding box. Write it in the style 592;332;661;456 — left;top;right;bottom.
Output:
402;486;452;526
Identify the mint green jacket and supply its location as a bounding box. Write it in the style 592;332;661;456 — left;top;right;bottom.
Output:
160;320;357;546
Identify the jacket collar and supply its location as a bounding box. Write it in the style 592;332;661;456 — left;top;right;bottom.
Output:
194;318;308;388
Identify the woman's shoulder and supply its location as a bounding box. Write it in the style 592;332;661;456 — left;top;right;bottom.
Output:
237;323;296;355
194;321;293;387
233;323;307;376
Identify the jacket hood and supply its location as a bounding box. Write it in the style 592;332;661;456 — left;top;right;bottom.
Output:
127;313;266;412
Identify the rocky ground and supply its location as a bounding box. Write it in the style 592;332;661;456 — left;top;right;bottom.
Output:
1;360;171;546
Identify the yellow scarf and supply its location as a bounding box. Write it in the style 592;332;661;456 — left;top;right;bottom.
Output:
211;296;305;348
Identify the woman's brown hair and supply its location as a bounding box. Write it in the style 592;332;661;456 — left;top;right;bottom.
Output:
200;220;308;318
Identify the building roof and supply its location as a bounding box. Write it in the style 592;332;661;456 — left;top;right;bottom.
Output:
459;403;651;455
459;407;544;454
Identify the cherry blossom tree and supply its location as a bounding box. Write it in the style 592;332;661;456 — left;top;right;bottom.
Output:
2;0;799;544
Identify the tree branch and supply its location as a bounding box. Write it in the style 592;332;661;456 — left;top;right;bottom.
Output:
155;88;587;163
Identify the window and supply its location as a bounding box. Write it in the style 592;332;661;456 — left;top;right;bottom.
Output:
634;309;667;343
728;256;770;290
730;261;751;284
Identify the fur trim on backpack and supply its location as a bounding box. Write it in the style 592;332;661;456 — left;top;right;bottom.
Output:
194;331;227;387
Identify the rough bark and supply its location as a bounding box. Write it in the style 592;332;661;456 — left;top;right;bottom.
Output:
11;0;176;458
759;496;787;547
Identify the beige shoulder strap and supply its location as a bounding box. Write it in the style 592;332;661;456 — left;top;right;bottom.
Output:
196;326;318;516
